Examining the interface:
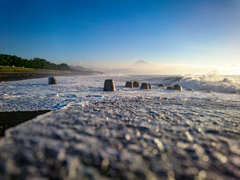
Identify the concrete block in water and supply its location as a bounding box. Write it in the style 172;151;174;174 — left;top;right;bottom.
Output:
104;79;116;91
140;83;149;89
125;81;133;88
158;84;165;87
167;86;173;90
133;81;140;87
48;77;57;84
173;84;182;91
148;84;152;89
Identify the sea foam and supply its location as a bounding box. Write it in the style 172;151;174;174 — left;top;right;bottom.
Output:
0;74;239;111
175;71;240;94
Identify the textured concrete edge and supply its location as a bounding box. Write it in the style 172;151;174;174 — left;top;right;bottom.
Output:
3;110;55;138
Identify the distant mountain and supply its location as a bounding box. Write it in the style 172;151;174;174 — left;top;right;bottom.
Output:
104;60;155;75
129;60;154;69
132;60;150;65
69;65;93;71
130;60;151;68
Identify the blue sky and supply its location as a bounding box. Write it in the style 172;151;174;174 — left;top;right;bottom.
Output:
0;0;239;73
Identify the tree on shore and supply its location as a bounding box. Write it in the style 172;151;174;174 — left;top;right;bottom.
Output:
0;54;71;71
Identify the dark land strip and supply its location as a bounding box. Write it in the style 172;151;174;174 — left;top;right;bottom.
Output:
0;68;104;82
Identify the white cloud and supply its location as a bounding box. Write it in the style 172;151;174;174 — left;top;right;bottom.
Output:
72;61;83;66
228;64;239;70
217;64;240;75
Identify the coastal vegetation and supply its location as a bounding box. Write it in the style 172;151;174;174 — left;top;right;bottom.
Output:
0;54;71;71
0;66;34;72
0;54;103;82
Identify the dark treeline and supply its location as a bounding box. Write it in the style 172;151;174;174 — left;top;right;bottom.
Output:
0;54;71;71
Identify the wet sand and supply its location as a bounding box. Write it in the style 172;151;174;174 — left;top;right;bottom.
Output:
0;70;103;82
0;73;54;82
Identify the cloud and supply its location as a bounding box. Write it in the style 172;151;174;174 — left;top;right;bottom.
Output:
217;64;240;74
226;64;239;70
230;64;239;68
72;61;83;66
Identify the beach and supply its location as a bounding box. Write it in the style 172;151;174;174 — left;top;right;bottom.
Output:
0;75;240;179
0;69;103;82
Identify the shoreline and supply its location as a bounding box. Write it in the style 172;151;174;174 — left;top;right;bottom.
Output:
0;71;104;82
0;72;57;82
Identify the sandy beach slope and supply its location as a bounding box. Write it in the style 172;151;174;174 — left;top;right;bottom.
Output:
0;68;103;82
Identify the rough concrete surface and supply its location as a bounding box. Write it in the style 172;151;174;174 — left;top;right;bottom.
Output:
0;97;240;180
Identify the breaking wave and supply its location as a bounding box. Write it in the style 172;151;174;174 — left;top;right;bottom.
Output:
173;71;240;94
127;71;240;94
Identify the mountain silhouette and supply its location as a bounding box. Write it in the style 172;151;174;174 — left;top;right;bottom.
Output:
104;60;154;75
132;60;150;65
70;65;93;71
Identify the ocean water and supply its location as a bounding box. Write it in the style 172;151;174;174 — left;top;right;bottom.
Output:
120;72;240;94
0;73;239;111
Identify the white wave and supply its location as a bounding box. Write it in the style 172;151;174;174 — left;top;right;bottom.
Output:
0;74;240;111
173;71;240;94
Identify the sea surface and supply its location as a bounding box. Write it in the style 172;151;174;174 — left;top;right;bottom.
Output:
0;73;239;111
0;74;240;179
